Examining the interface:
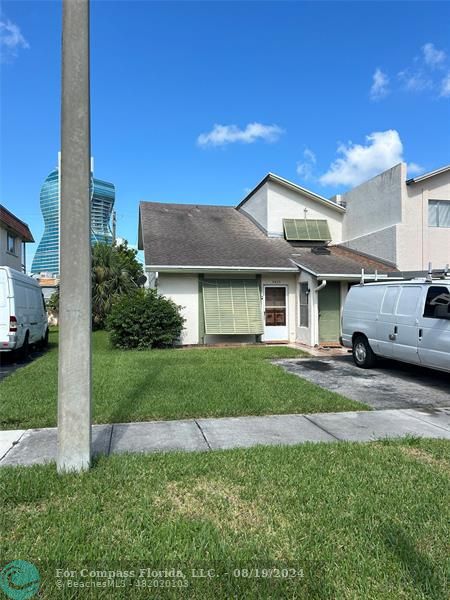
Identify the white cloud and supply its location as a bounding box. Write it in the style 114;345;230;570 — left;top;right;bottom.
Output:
440;73;450;97
370;68;390;101
395;42;449;97
422;42;446;68
319;130;422;187
407;162;424;176
197;122;284;147
296;148;316;181
0;17;29;62
398;69;432;92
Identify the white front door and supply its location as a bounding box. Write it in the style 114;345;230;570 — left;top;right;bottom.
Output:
262;285;288;341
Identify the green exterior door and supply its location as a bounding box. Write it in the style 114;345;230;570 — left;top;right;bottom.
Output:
319;282;341;343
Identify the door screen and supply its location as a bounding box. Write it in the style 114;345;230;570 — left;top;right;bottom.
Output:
265;287;286;326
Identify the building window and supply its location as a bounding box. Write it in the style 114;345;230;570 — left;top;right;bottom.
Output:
429;200;450;228
299;282;309;327
7;232;16;254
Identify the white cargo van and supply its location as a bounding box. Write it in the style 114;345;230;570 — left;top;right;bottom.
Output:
0;266;49;356
341;279;450;373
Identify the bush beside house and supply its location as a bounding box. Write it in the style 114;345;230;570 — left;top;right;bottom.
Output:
107;288;185;349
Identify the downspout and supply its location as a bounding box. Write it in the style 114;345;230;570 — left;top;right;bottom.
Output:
314;279;327;293
313;279;327;346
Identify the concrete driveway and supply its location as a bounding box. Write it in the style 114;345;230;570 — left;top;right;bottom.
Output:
275;355;450;410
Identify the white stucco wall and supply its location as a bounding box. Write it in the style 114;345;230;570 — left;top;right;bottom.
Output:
342;226;398;265
266;181;344;242
400;170;450;270
157;273;199;345
239;185;268;232
342;163;405;242
341;163;450;270
341;163;404;265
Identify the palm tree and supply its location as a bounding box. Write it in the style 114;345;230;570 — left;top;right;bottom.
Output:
91;243;136;328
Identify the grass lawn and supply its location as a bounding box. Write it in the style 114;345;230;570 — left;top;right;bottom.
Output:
1;438;449;598
0;330;366;430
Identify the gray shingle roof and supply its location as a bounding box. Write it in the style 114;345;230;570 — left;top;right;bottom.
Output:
291;246;397;275
138;202;398;274
138;202;297;269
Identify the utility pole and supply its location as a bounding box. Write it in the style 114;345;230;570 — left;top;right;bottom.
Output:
112;210;117;245
57;0;92;472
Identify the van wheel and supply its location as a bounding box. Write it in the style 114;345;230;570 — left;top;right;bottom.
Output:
20;332;30;360
40;329;49;349
352;335;376;368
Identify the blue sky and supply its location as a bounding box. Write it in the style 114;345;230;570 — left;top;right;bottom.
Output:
1;1;450;268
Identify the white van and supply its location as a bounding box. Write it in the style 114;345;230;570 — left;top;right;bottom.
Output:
0;266;49;356
341;280;450;373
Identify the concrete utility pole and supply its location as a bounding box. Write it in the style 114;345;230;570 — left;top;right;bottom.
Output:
57;0;92;472
112;210;117;245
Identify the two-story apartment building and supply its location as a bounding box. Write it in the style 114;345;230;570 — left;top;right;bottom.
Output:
339;163;450;270
0;204;34;273
138;174;396;347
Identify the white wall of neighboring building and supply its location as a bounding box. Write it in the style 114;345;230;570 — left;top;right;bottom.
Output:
266;181;344;241
0;226;23;271
157;273;199;345
341;163;405;265
341;163;450;270
400;170;450;270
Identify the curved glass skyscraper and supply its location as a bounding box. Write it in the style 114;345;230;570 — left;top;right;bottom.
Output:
32;157;115;275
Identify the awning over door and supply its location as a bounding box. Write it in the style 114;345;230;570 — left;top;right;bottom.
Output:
202;279;264;335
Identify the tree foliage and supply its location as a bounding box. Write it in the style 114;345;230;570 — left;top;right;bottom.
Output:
48;242;145;329
107;289;185;349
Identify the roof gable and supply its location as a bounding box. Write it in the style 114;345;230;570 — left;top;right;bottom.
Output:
237;173;346;213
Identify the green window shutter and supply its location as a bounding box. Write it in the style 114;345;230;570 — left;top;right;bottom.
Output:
283;219;331;241
202;279;264;335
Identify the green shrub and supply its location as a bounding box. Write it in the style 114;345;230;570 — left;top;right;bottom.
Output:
107;289;185;349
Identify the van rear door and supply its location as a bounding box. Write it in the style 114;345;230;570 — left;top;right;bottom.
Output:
418;285;450;372
0;269;10;346
392;285;422;365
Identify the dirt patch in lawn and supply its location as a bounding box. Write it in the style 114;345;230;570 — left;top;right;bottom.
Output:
154;478;264;533
399;447;450;475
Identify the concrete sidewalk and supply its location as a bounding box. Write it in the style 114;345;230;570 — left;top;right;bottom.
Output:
1;407;449;467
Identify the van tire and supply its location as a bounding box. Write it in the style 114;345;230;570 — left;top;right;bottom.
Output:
352;335;376;368
40;328;49;349
20;332;30;360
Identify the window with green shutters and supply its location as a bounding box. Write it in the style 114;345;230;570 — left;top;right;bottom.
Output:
283;219;331;241
202;279;264;335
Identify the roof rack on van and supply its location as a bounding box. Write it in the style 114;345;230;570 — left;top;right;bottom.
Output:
383;263;450;282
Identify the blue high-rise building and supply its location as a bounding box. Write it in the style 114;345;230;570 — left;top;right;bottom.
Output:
31;155;115;275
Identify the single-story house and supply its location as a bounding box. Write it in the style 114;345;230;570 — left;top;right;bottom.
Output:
138;173;398;347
